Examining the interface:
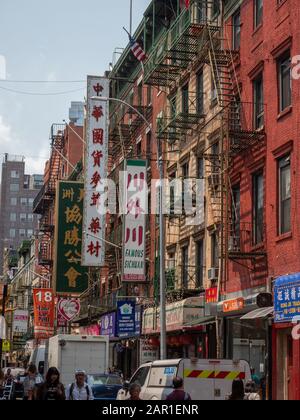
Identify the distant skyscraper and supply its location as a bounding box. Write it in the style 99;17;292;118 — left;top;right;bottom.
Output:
69;102;84;126
0;154;43;275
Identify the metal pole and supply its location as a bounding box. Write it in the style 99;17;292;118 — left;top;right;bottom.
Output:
91;96;167;359
129;0;133;37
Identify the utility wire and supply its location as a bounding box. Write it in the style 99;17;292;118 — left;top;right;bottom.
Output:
0;85;85;96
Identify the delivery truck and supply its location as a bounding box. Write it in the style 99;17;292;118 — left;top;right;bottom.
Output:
47;335;109;387
118;358;252;401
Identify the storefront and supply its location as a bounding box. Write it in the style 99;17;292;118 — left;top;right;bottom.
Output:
211;290;273;400
273;273;300;400
142;296;216;359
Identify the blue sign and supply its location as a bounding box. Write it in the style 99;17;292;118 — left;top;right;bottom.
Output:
274;273;300;323
100;312;116;337
117;300;136;338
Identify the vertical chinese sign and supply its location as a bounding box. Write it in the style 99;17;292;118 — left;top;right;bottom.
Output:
82;76;109;266
123;160;147;282
53;181;88;294
33;289;55;339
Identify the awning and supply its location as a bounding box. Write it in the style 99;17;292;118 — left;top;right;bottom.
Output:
142;296;209;335
240;307;274;320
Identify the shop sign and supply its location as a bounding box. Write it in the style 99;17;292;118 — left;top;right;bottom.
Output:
101;312;116;337
2;340;10;352
13;310;28;334
33;289;55;339
79;324;100;336
82;76;109;267
53;181;88;294
274;280;300;323
117;300;136;338
223;298;244;313
139;339;159;365
205;287;218;303
122;160;147;282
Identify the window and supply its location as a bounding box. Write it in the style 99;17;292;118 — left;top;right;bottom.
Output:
27;229;33;238
130;366;150;387
181;245;189;288
9;229;16;238
278;155;291;234
233;10;241;50
28;214;34;222
232;185;241;248
211;72;217;103
196;70;204;114
147;85;152;106
212;0;220;18
211;232;219;268
253;172;264;244
182;84;189;114
136;141;142;159
20;213;27;222
137;82;143;107
253;74;264;129
169;172;176;215
182;162;189;212
10;183;19;192
10;213;17;222
254;0;263;28
20;198;27;206
146;132;151;158
11;170;19;178
28;198;34;206
196;240;204;288
10;197;17;206
19;229;26;238
197;157;204;179
278;52;291;112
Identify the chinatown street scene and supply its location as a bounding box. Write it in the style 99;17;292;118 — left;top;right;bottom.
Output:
0;0;300;402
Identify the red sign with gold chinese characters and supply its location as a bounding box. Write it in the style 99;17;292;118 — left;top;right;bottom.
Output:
205;287;218;303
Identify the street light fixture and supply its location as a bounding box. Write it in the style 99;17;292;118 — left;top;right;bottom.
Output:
90;95;167;360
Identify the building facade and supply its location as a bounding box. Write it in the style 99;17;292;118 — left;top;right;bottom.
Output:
0;154;42;276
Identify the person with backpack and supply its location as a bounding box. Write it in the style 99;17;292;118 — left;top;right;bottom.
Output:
36;367;65;401
66;370;94;401
166;377;191;401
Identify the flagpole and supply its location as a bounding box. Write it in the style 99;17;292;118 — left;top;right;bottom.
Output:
129;0;133;36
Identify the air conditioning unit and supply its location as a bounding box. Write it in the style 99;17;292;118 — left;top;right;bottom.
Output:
208;267;219;281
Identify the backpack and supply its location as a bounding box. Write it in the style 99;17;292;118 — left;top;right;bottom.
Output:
69;383;90;400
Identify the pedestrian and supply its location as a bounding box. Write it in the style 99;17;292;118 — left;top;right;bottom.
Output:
128;383;142;401
4;368;14;384
166;377;191;401
66;370;94;400
228;379;245;400
36;367;65;401
244;380;260;400
23;364;43;400
117;380;130;400
0;369;4;399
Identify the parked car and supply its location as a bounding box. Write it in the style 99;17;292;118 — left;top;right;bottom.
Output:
87;373;123;400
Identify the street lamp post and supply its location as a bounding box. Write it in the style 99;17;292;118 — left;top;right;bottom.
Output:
91;96;167;359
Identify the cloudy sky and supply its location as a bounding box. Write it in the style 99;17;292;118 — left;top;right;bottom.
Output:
0;0;150;175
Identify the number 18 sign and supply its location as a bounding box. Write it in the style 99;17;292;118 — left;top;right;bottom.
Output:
33;289;55;339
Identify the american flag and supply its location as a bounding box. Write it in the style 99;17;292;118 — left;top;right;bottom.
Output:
129;35;147;62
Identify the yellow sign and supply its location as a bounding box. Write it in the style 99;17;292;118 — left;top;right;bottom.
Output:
2;340;10;352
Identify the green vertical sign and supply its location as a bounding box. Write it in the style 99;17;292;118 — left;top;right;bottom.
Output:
54;181;88;294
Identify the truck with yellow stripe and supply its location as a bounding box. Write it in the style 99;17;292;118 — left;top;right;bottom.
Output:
122;359;251;400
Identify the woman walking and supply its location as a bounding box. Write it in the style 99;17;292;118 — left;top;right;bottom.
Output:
36;367;65;401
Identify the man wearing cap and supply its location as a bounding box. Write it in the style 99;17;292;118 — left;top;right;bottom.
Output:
66;370;94;401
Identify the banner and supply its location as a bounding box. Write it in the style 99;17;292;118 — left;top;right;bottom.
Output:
13;310;29;334
53;181;88;294
123;160;147;282
33;289;55;339
82;76;109;266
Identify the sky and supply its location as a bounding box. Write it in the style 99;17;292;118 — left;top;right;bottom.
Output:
0;0;150;175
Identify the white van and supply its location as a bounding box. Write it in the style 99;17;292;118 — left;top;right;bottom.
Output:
122;359;251;401
29;345;45;375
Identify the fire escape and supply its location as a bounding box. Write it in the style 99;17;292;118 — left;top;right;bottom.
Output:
33;124;65;273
